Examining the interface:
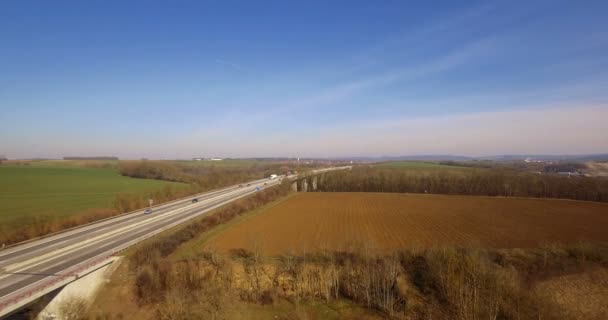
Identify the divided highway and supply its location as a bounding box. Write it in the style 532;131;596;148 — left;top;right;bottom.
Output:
0;177;281;316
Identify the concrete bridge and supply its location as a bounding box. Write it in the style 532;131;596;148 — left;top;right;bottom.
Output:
0;178;281;319
0;167;351;319
290;166;351;192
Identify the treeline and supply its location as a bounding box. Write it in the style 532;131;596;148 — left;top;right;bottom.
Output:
118;160;282;189
439;160;495;168
316;167;608;202
0;208;119;246
543;162;587;173
123;241;608;320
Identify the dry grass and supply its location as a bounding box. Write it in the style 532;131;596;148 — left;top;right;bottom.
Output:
204;193;608;255
535;267;608;320
586;161;608;177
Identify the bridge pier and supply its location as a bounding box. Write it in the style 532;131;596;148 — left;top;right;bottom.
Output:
291;181;298;192
312;176;318;191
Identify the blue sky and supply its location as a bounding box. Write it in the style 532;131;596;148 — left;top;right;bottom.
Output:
1;1;607;159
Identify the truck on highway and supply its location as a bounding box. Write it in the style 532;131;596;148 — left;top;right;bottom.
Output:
269;174;278;180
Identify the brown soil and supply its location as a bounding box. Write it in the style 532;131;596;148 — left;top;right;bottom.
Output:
204;193;608;255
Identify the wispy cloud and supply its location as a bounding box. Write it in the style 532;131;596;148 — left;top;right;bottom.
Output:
276;36;497;112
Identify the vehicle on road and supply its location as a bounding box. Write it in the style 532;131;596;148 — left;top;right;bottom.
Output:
269;174;278;179
144;209;152;214
192;198;198;203
264;183;267;185
247;183;251;186
256;187;261;191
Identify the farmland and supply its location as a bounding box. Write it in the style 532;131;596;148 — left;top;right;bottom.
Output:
375;160;452;169
373;160;474;175
586;161;608;177
0;164;186;227
203;192;608;255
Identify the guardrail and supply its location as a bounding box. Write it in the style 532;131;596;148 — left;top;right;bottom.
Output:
0;178;269;252
0;254;116;316
0;171;329;317
0;179;279;317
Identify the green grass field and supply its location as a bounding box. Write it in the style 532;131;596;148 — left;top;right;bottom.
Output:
0;164;186;226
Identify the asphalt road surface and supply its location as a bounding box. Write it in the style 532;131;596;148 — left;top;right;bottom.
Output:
0;177;280;300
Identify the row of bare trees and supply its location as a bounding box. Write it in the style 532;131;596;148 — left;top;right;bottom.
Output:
0;208;118;246
118;160;285;190
127;242;608;320
315;167;608;202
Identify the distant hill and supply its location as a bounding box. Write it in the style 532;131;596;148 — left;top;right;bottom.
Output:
331;154;608;162
331;155;473;162
477;154;608;162
63;156;119;160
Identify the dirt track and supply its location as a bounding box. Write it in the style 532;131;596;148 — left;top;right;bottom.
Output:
205;193;608;255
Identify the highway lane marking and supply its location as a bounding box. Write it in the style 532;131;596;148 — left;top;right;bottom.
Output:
0;183;272;301
0;187;232;257
0;177;278;293
0;186;250;275
0;177;292;313
0;191;255;292
1;177;289;306
0;181;260;259
0;185;242;262
0;183;268;278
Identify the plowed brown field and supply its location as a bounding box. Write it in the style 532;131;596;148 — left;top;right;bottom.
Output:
204;193;608;255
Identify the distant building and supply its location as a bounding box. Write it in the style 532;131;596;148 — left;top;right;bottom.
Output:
210;158;223;161
524;157;544;163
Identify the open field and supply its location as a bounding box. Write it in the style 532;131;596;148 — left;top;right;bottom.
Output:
375;161;451;169
371;160;477;177
0;164;186;226
586;161;608;177
204;193;608;255
175;159;275;167
2;159;118;168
